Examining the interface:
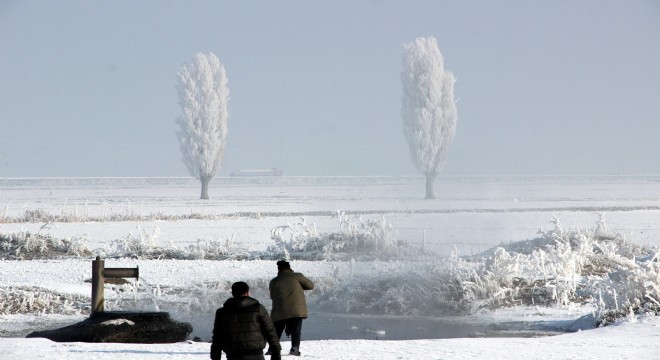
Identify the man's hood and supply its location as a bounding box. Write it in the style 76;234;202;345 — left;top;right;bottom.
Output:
223;296;260;309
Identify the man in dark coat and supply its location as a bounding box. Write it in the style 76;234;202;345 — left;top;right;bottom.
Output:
211;282;281;360
267;260;314;356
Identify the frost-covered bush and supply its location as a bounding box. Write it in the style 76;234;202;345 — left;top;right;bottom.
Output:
266;213;416;260
0;286;87;315
0;229;92;260
315;215;660;326
109;226;172;259
1;225;253;261
183;235;249;260
106;226;247;260
429;216;659;324
19;209;55;223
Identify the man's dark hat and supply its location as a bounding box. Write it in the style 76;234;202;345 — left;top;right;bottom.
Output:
276;260;290;269
231;281;249;297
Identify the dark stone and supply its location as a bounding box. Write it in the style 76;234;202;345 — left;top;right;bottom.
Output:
26;311;193;343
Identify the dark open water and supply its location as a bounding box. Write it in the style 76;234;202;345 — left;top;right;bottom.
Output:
184;313;569;342
4;312;579;340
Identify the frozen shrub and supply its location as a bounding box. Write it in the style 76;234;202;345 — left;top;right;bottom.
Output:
0;229;92;260
21;209;54;223
267;213;415;260
436;216;659;324
0;286;87;315
105;226;246;260
109;226;179;259
314;216;660;323
184;235;249;260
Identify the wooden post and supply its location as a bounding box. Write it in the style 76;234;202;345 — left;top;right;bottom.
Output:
91;256;139;313
91;256;104;313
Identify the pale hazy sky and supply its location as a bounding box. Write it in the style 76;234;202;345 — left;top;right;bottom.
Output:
1;1;659;177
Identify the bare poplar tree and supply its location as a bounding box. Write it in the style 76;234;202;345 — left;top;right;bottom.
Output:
176;52;229;200
401;37;457;199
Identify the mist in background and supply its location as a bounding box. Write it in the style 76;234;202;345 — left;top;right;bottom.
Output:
1;0;658;177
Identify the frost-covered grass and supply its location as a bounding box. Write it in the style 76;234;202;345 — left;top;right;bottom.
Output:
105;228;253;261
267;212;418;261
0;207;265;224
429;215;660;324
1;213;415;261
312;215;660;325
2;213;659;328
0;228;92;260
0;287;87;315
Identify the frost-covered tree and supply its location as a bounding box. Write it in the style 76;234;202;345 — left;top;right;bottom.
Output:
401;37;457;199
175;52;229;200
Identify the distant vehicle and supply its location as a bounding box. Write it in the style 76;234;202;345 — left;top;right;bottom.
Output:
230;168;283;177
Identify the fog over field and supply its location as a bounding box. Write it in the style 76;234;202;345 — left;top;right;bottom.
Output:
1;1;659;178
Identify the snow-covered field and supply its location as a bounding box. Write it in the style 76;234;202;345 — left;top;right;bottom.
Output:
2;175;660;359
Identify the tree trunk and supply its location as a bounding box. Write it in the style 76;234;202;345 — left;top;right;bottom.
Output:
200;175;211;200
425;173;436;200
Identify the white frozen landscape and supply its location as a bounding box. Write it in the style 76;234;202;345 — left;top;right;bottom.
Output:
1;175;660;359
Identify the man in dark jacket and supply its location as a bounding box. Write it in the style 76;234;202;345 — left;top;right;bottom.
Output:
267;260;314;356
211;282;281;360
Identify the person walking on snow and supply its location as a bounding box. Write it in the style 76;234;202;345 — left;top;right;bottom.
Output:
267;260;314;357
211;281;281;360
